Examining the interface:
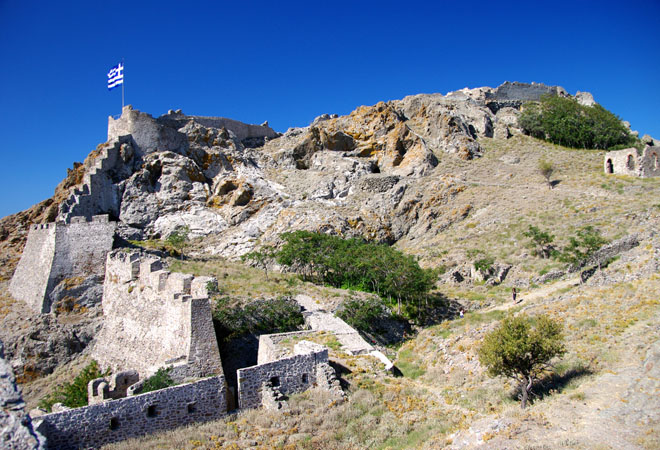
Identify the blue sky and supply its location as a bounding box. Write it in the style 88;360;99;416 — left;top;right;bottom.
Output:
1;0;658;218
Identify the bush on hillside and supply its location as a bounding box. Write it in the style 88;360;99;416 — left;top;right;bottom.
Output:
478;314;565;408
39;361;108;412
518;95;637;150
212;296;304;340
275;231;436;320
141;367;176;393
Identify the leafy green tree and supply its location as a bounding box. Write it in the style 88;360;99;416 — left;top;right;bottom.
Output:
523;225;556;258
166;225;190;259
518;95;637;150
558;226;609;267
242;244;276;280
538;160;555;189
478;314;565;408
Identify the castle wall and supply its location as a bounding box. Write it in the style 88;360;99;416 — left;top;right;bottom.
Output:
38;375;227;450
9;216;115;313
107;106;187;156
237;342;328;410
604;146;660;178
92;251;222;378
9;224;57;313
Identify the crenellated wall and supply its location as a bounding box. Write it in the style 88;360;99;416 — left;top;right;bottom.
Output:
9;215;116;313
92;250;222;379
37;375;227;450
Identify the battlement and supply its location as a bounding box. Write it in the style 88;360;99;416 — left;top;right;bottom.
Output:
10;216;116;313
93;251;222;378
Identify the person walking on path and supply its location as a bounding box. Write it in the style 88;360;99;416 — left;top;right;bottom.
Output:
512;287;518;303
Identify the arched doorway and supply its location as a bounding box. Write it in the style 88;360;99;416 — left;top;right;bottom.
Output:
627;154;635;171
606;159;613;174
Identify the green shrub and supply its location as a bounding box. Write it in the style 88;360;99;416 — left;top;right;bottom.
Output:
39;361;108;411
141;367;176;393
557;226;609;266
523;225;557;258
518;95;637;150
213;296;304;340
275;231;436;319
473;256;494;272
336;298;388;333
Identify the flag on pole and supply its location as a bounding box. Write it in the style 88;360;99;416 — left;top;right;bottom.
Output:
107;63;124;90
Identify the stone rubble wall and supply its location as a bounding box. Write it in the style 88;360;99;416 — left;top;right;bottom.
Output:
92;250;222;378
36;375;227;450
88;371;139;405
604;146;660;178
257;331;316;365
157;111;279;143
9;215;115;313
237;342;328;410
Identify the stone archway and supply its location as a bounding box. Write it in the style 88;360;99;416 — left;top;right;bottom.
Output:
606;159;613;174
627;154;635;171
652;152;659;170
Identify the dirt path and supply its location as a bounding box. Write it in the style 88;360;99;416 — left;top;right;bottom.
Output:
484;276;581;313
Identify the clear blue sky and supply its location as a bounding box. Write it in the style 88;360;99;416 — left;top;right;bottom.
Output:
1;0;658;218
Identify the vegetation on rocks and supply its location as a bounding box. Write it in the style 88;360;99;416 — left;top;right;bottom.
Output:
478;314;566;408
141;367;176;394
212;296;304;341
38;360;107;412
518;95;637;149
275;231;436;319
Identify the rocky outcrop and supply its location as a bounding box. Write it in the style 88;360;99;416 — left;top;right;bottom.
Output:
0;340;45;449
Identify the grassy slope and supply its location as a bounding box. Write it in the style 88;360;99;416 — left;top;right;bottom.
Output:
83;136;660;448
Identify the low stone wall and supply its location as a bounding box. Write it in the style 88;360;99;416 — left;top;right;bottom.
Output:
238;342;328;410
257;331;316;365
37;376;227;450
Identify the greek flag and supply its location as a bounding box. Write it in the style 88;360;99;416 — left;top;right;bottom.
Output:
107;63;124;90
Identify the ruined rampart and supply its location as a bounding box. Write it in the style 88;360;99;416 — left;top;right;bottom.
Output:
9;215;115;313
92;250;222;378
237;340;329;410
36;375;227;450
604;146;660;178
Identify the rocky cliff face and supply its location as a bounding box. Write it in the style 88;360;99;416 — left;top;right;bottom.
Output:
0;82;587;268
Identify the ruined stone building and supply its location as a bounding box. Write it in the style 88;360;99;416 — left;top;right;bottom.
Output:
9;215;115;313
604;146;660;177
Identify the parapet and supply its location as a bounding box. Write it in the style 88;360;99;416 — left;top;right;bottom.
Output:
94;250;222;378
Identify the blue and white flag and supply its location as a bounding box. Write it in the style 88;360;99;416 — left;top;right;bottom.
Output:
107;63;124;90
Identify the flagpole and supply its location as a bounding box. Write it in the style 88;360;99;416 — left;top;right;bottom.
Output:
121;58;125;110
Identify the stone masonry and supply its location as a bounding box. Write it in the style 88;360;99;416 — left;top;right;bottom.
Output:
604;146;660;177
237;340;333;410
35;375;227;450
9;215;116;313
91;250;222;379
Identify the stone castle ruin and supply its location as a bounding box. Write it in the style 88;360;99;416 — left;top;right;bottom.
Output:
604;145;660;178
9;215;115;313
57;105;279;224
92;250;222;379
32;251;345;448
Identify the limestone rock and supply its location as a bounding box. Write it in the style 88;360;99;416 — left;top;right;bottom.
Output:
0;341;45;449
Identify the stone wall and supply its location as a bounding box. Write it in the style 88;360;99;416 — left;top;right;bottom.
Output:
237;341;328;410
37;375;227;450
92;250;222;379
9;215;116;313
157;111;279;143
257;331;316;365
604;146;660;178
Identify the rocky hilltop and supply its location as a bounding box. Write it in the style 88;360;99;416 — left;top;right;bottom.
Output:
0;82;590;277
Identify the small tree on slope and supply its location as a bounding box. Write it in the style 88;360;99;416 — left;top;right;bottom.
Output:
478;314;565;408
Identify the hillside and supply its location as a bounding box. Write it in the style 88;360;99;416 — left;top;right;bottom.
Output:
0;82;658;449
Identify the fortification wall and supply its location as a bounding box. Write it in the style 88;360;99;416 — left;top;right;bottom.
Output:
9;224;57;313
604;146;660;178
107;106;187;156
238;341;328;410
257;331;316;365
9;216;115;313
92;251;222;378
37;375;227;450
157;111;279;142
